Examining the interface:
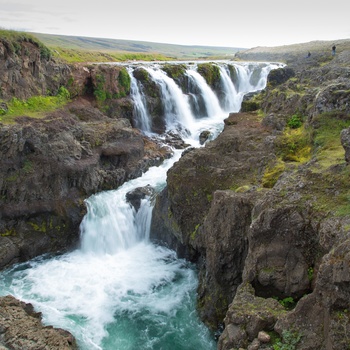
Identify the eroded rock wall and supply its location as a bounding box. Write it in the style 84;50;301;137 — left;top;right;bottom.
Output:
150;52;350;348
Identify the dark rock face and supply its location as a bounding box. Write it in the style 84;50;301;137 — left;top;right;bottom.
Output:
151;112;276;327
244;206;319;299
0;295;78;349
126;185;155;212
0;38;93;102
274;238;350;350
267;67;295;87
195;190;255;328
151;69;350;348
0;99;172;270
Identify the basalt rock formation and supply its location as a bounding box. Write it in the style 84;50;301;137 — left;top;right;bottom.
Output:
0;295;78;350
151;46;350;349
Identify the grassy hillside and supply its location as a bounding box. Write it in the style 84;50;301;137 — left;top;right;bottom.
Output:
31;32;243;62
235;38;350;63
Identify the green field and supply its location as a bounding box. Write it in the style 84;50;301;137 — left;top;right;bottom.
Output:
31;32;244;61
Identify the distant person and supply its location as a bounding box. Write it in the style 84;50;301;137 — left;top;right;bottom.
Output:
307;51;311;58
332;45;336;56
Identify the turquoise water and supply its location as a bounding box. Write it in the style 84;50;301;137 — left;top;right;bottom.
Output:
0;244;216;350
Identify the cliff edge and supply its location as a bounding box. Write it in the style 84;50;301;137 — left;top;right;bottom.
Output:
151;42;350;349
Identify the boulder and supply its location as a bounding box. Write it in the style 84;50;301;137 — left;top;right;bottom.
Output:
126;185;155;211
199;130;211;145
267;67;295;87
217;283;285;350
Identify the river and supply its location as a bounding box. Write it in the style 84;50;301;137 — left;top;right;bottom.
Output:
0;60;280;350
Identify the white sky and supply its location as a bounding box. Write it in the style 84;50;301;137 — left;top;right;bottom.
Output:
0;0;349;48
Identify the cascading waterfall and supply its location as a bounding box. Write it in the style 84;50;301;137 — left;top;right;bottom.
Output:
185;68;223;119
128;67;152;133
144;66;196;137
217;65;241;112
0;60;281;350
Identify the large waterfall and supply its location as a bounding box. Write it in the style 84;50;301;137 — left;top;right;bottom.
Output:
0;61;280;350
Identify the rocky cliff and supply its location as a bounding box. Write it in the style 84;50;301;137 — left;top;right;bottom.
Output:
0;33;175;272
151;46;350;349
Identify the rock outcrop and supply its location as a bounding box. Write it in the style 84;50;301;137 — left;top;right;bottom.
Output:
0;98;172;270
151;49;350;348
0;295;77;349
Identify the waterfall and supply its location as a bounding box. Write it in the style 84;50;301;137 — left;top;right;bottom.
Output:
217;64;241;113
185;68;223;119
144;66;195;137
0;60;282;350
129;61;279;137
128;67;152;133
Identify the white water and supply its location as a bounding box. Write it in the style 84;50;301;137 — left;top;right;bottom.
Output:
217;65;241;112
0;60;281;350
186;69;223;118
128;67;152;133
144;66;196;137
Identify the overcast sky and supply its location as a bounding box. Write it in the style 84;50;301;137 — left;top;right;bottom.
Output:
1;0;349;48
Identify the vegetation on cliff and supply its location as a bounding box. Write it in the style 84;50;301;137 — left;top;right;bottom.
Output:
0;29;52;60
151;42;350;349
0;86;71;124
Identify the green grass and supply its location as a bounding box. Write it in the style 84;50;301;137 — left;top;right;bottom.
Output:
51;46;172;63
0;87;70;124
32;32;242;61
311;112;350;167
276;125;312;163
0;28;51;60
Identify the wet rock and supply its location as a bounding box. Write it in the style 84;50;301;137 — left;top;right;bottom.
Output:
126;185;155;211
164;132;191;149
199;130;211;145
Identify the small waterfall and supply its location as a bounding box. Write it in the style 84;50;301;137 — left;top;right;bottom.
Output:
186;68;223;119
217;65;241;113
80;151;182;255
145;66;195;136
233;62;275;94
128;67;152;133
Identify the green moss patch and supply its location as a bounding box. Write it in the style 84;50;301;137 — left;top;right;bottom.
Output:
0;87;70;124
